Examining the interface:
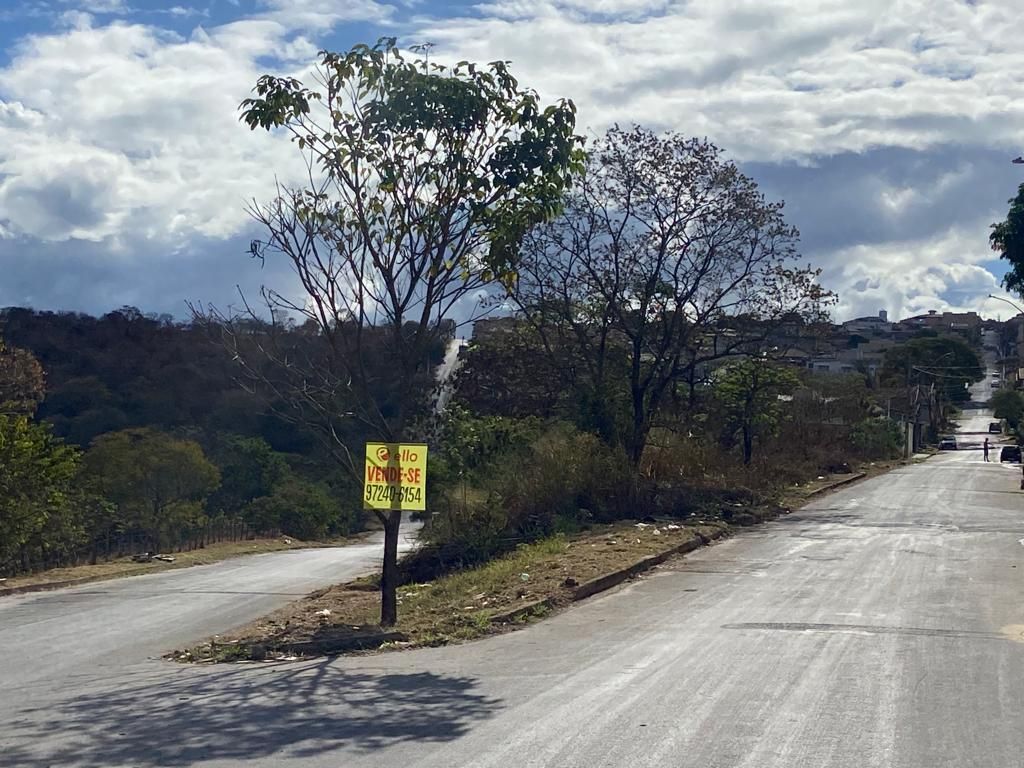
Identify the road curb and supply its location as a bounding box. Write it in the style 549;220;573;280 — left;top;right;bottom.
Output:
804;472;867;498
489;597;556;624
489;528;731;626
569;527;730;603
0;573;123;598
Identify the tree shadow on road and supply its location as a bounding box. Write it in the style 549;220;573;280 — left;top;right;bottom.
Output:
4;660;502;767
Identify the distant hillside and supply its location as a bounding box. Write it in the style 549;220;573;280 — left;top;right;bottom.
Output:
1;305;448;452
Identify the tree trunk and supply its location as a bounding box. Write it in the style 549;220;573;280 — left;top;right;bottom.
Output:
379;509;402;627
742;424;753;465
629;386;647;466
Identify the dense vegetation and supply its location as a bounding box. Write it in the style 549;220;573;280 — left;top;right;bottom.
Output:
0;309;371;576
395;321;914;582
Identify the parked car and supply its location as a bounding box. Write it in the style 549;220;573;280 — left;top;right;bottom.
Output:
1000;445;1022;463
938;436;958;450
989;422;1003;434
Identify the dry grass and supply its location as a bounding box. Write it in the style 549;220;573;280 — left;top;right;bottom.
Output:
172;521;726;662
0;536;363;593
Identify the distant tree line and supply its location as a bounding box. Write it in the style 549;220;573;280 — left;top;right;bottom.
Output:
0;311;397;576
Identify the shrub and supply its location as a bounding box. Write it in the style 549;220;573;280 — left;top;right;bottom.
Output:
492;423;634;537
849;418;903;459
248;478;357;539
406;420;635;583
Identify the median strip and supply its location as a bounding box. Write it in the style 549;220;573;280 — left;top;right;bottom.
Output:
168;517;750;663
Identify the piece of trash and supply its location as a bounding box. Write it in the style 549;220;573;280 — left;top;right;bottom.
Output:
817;475;825;480
283;537;293;545
653;529;662;535
666;524;681;530
315;609;331;618
519;573;530;582
131;552;175;563
635;522;651;528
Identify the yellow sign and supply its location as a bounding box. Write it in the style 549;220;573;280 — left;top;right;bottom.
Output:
364;443;428;511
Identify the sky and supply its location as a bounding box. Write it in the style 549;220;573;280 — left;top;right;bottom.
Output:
1;0;1023;323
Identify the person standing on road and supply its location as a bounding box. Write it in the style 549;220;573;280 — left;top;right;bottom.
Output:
983;438;990;462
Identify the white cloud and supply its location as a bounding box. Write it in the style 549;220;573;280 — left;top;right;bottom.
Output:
0;21;277;243
822;226;1004;322
66;0;130;14
1;0;1023;319
0;3;390;250
417;0;1024;161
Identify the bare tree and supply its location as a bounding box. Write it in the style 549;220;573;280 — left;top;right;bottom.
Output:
509;125;832;465
195;38;583;626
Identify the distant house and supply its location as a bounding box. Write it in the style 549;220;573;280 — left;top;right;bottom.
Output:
901;310;982;337
841;310;892;337
807;334;894;376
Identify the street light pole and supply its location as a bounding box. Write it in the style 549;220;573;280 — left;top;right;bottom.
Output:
986;294;1024;375
988;294;1024;315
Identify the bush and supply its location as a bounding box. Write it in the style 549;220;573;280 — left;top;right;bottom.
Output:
248;478;357;540
490;423;634;537
849;418;903;459
406;420;635;584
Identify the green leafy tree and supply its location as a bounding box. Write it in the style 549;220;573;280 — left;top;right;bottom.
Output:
83;429;220;550
209;435;289;516
249;478;353;540
880;336;983;403
991;389;1024;429
991;183;1024;295
201;38;584;626
0;340;45;417
0;416;82;574
714;358;800;465
848;418;904;459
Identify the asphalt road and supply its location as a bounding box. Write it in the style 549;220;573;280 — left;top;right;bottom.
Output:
4;387;1024;766
0;523;418;691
